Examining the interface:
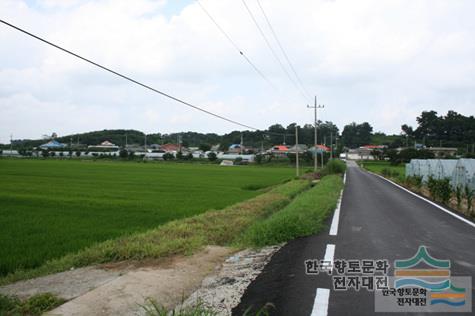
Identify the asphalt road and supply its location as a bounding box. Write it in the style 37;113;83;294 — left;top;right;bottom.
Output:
233;161;475;316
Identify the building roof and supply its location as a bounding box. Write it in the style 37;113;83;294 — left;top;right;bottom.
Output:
288;144;308;152
99;141;116;147
160;143;181;152
39;140;66;148
271;145;289;151
229;144;242;149
361;145;386;149
316;144;331;152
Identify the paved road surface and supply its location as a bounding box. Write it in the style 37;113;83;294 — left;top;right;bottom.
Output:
233;161;475;315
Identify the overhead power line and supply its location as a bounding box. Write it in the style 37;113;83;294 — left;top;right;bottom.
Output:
196;0;278;92
241;0;310;103
256;0;312;100
0;19;259;130
0;19;293;137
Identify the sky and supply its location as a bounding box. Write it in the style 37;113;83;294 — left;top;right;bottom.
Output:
1;0;475;144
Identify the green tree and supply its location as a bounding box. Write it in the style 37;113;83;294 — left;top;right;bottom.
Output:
207;152;217;162
342;122;373;148
198;144;211;152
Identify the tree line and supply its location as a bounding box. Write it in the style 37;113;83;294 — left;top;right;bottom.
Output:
4;110;474;154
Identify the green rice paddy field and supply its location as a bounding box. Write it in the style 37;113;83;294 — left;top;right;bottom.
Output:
0;159;293;276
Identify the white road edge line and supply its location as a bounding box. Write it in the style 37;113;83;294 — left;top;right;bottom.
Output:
310;288;330;316
369;171;475;229
323;244;335;272
329;190;343;236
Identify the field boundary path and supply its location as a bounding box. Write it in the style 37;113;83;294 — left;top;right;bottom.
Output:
233;160;475;315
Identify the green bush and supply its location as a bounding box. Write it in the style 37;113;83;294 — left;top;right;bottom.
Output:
427;177;438;199
405;175;423;189
255;154;263;164
427;177;451;204
455;185;463;209
163;152;174;161
119;149;128;159
324;159;346;174
438;178;451;204
465;186;473;213
207;152;217;162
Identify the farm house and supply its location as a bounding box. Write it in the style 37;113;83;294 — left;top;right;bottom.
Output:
452;159;475;190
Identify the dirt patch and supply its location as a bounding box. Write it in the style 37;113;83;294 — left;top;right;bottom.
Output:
45;246;232;316
181;245;283;315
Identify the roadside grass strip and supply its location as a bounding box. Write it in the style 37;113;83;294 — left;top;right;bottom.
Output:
0;180;311;285
240;175;344;247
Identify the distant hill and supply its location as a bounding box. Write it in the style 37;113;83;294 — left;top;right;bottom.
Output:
11;129;154;149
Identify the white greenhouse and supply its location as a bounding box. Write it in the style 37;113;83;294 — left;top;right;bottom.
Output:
435;160;457;181
452;159;475;190
409;159;426;178
405;163;413;177
425;160;440;182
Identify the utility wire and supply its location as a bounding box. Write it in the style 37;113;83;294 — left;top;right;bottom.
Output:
0;19;293;137
241;0;309;103
256;0;312;100
196;0;278;92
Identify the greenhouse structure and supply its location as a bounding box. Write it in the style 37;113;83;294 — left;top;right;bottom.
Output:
436;160;458;180
406;158;475;190
452;159;475;190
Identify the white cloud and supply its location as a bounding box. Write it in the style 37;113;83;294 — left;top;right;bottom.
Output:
1;0;475;143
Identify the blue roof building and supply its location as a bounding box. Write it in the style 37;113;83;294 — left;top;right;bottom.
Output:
39;140;66;149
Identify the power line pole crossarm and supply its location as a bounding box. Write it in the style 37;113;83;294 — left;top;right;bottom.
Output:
307;96;324;172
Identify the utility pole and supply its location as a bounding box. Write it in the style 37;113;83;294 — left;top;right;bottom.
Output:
240;133;243;155
307;96;324;172
125;134;128;148
307;96;325;172
330;132;333;160
295;126;299;177
10;134;13;153
144;134;147;152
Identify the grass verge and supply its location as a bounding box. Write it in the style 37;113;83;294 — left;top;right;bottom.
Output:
0;180;310;286
239;175;343;247
0;293;64;316
359;161;405;182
